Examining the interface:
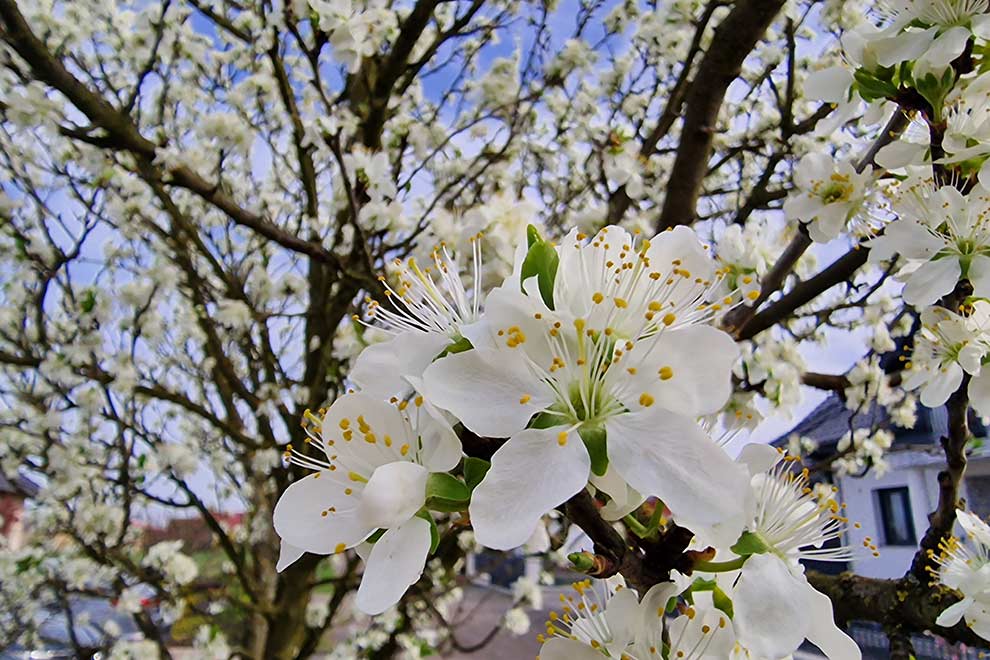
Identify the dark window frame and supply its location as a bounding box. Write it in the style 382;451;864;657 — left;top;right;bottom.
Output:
876;486;917;546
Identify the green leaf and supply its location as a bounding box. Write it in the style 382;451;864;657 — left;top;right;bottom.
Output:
463;457;491;491
729;531;771;556
425;473;470;512
520;224;559;310
80;290;97;313
416;511;440;553
578;425;608;477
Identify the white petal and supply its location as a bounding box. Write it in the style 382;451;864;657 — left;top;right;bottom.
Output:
904;258;962;307
273;472;373;554
539;638;607;660
970;372;990;418
276;541;305;572
358;461;428;530
969;255;990;300
591;465;645;521
919;26;970;69
938;597;972;628
351;332;451;399
871;28;937;67
957;510;990;547
355;517;432;615
805;66;853;103
737;442;782;476
321;392;413;469
920;361;964;407
605;408;749;526
733;553;809;658
937;598;972;628
422;348;550;438
874;139;927;170
603;588;641;648
624;326;739;416
470;428;590;550
979;158;990;190
804;580;861;659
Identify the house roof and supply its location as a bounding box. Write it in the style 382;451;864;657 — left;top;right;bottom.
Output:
0;471;40;497
771;394;986;457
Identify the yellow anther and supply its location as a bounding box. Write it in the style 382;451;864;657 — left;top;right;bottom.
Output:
400;443;410;456
335;543;346;553
639;393;654;407
614;297;628;308
558;431;568;446
592;292;604;304
662;312;676;326
659;366;674;381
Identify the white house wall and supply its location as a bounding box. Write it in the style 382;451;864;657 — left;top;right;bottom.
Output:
838;463;939;579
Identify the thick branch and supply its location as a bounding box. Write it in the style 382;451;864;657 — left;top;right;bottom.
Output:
656;0;786;230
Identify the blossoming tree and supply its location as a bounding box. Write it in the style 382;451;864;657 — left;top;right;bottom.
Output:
5;0;990;658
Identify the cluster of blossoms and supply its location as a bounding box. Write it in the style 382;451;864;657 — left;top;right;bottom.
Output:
932;509;990;637
274;224;863;658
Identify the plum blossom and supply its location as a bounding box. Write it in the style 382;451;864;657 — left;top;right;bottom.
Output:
870;180;990;306
934;509;990;639
902;304;990;407
721;445;861;659
783;153;874;242
273;393;461;614
423;226;750;550
536;578;733;660
351;240;484;398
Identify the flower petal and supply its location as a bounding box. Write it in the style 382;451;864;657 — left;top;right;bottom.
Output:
422;348;550;438
351;331;451;399
970;372;990;418
733;553;809;658
936;598;971;628
470;428;590;550
920;361;963;408
969;254;990;300
904;258;961;307
605;408;749;526
804;579;862;659
623;326;739;416
355;516;432;615
358;461;428;529
805;66;853;103
273;471;373;554
276;541;305;572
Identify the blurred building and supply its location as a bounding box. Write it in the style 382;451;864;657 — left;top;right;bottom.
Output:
775;395;990;580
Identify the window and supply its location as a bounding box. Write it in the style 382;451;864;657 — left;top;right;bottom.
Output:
876;487;916;546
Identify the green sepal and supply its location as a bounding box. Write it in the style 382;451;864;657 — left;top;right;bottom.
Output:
712;584;734;619
578;425;609;477
852;66;898;102
729;531;771;556
520;224;559;310
425;473;471;512
416;510;440;553
367;528;386;544
439;336;473;357
463;457;491;491
912;67;956;121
